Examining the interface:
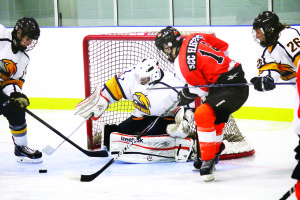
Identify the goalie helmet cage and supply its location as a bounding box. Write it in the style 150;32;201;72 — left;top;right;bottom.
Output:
82;31;255;160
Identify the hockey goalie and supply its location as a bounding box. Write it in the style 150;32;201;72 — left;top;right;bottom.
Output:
75;58;196;163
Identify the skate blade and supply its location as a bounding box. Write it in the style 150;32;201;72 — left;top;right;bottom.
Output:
16;157;43;163
202;173;215;182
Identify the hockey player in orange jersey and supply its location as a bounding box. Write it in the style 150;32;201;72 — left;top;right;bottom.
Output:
155;26;249;181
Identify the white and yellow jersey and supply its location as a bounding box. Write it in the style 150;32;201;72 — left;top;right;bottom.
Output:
102;64;185;117
256;27;300;82
0;24;30;95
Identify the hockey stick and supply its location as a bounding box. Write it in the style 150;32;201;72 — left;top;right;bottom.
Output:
42;113;92;156
65;100;179;182
0;90;108;157
279;184;296;200
25;109;108;157
150;82;295;90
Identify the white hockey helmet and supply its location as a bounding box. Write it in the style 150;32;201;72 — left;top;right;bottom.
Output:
134;58;161;85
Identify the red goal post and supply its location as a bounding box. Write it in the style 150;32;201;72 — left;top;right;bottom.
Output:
82;31;255;160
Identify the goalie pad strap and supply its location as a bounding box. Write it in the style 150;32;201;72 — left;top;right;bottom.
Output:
110;132;193;163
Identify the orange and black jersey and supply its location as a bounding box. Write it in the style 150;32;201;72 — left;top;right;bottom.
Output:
175;33;239;93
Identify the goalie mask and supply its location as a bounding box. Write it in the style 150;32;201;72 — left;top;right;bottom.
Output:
155;26;183;62
252;11;281;47
134;59;162;86
12;17;40;52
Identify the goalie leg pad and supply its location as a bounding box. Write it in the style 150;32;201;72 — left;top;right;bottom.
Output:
75;84;109;120
109;132;193;163
175;137;194;162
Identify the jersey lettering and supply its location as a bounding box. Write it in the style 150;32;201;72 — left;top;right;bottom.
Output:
186;55;196;70
186;35;203;71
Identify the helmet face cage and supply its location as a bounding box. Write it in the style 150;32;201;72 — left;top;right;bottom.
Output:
134;59;161;85
155;26;181;52
13;17;40;51
252;11;280;47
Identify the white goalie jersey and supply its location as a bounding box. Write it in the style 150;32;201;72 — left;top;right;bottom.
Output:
101;63;186;117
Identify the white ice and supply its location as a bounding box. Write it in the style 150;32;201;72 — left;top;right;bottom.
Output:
0;110;298;200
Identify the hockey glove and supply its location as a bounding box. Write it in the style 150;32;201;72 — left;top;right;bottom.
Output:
75;84;109;120
178;86;198;106
250;75;275;92
9;92;30;112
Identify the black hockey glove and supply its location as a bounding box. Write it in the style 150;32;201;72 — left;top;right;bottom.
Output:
178;86;198;106
250;75;276;92
9;92;30;112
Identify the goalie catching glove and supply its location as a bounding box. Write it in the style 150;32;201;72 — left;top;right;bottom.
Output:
9;92;30;112
75;84;109;120
166;106;195;138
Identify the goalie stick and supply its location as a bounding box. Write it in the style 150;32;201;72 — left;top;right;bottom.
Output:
279;184;295;200
0;90;108;157
150;82;296;90
42;113;92;156
64;100;179;182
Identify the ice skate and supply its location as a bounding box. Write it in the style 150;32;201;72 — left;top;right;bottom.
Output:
194;142;225;170
200;157;216;182
15;144;43;163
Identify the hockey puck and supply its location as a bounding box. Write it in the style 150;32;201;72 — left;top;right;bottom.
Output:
193;159;202;169
39;169;47;173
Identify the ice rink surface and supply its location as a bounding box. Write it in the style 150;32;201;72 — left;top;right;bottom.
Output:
0;109;298;200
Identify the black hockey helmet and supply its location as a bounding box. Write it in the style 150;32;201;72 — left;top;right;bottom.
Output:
155;26;183;61
253;11;281;47
12;17;40;52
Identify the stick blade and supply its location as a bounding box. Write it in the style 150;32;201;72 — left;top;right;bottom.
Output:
64;170;81;181
42;145;55;156
87;150;109;157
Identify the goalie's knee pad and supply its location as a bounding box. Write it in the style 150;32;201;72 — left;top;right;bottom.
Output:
109;132;194;163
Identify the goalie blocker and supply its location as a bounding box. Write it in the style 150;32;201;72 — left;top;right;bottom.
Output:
109;132;194;163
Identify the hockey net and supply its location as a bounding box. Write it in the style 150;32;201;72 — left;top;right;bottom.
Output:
82;31;255;160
